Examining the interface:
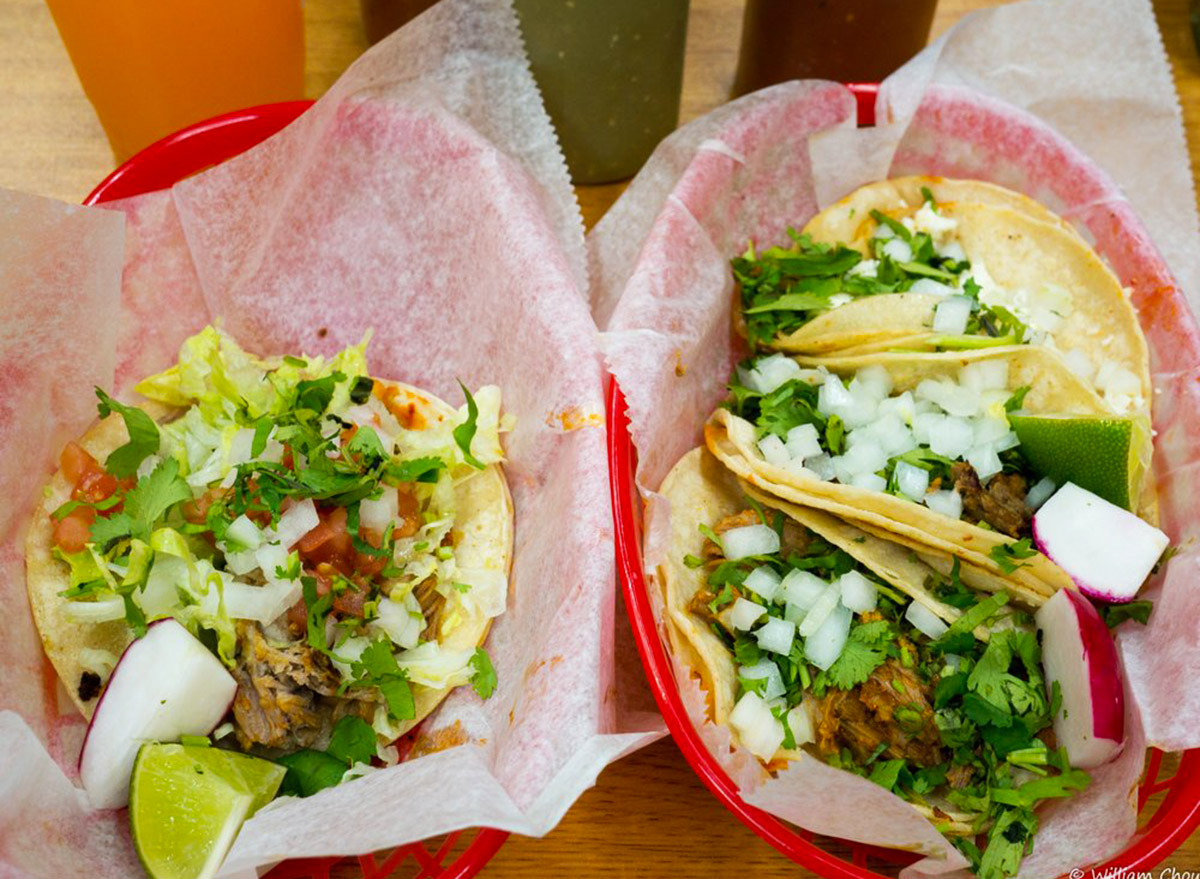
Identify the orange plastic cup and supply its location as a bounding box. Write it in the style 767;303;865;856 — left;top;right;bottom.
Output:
44;0;305;163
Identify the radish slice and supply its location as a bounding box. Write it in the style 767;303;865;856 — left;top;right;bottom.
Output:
1033;482;1169;603
79;619;237;809
1035;588;1126;768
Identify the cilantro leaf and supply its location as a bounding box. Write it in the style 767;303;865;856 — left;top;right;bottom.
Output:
470;648;498;699
89;512;133;550
124;457;192;542
977;808;1036;879
453;381;485;470
989;539;1038;575
823;621;892;690
868;758;906;791
1102;600;1153;629
347;639;415;721
294;372;344;418
931;592;1009;654
386;456;445;484
276;749;348;797
346;425;387;465
95;388;160;478
302;576;334;653
326;715;377;766
349;376;375;405
251;417;272;458
1004;386;1031;413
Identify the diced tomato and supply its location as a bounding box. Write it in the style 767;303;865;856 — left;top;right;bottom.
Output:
60;442;98;485
286;599;307;635
354;530;388;578
333;580;368;617
182;488;224;525
281;444;295;471
53;507;96;553
297;506;356;574
72;469;118;505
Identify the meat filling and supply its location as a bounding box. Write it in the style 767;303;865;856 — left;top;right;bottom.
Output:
951;462;1030;538
231;621;374;752
816;654;943;768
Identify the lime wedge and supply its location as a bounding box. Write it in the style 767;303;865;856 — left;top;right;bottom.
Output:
130;744;286;879
1007;413;1150;511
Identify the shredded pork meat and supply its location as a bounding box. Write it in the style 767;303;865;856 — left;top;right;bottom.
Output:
816;655;943;767
951;462;1031;538
230;622;373;752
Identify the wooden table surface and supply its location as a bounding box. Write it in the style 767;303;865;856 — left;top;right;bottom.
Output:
3;0;1199;876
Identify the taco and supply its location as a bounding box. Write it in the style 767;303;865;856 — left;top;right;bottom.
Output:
659;446;1092;874
733;177;1150;416
706;346;1156;601
26;327;513;757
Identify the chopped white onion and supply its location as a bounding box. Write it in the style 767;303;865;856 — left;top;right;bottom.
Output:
912;412;944;445
1026;476;1057;511
932;296;973;335
838;571;878;613
894;461;930;503
967;445;1003;482
805;604;853;670
924;489;964;520
906;601;950;640
785;423;823;460
780;569;828;610
739;660;786;700
746;354;802;394
798;579;843;637
756;618;796;655
729;691;786;760
938;240;967;262
917;379;980;418
803;453;836;481
743;566;783;603
880;237;913;263
730;597;767;631
722;524;780;560
877;391;916;425
852;365;894;401
274;498;320;549
787;703;815;746
757;434;791;466
224;515;263;552
928;416;974;459
360;488;400;534
818;374;854;414
910;277;956;297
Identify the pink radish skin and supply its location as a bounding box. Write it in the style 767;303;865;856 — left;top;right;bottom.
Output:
1035;589;1125;769
79;619;237;810
1032;482;1169;603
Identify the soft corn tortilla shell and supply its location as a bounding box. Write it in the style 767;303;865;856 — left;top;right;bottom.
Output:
25;379;513;735
705;347;1138;599
658;447;976;834
774;180;1153;414
802;176;1083;245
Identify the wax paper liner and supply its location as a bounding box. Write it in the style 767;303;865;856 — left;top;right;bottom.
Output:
593;1;1196;876
0;1;664;876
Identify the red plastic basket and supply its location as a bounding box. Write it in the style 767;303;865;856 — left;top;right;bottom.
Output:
84;100;509;879
607;83;1200;877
